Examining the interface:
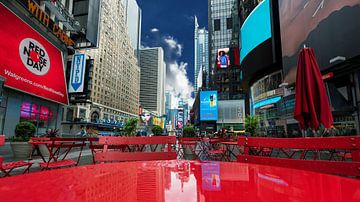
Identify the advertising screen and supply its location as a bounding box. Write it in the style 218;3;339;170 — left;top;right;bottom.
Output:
217;48;230;69
200;91;218;121
0;4;68;105
279;0;360;84
240;0;272;63
218;100;245;124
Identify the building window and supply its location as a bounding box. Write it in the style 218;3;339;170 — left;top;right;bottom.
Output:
214;19;220;31
20;102;56;136
226;18;232;29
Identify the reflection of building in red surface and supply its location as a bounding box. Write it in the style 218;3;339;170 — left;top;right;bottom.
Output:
137;164;171;202
193;162;251;201
85;165;138;202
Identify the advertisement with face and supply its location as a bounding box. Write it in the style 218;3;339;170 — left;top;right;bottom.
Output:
200;91;218;121
0;4;68;105
279;0;360;83
217;48;230;69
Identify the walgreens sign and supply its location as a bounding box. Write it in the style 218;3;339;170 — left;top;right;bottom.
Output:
0;4;68;105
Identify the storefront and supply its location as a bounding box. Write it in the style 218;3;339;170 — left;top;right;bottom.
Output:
0;1;68;137
249;71;285;137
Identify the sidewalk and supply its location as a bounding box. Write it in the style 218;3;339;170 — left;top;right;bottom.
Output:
0;142;94;175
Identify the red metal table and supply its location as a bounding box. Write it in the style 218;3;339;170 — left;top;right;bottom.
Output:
0;160;359;201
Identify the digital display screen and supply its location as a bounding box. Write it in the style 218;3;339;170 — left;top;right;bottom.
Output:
200;91;218;121
217;48;230;69
279;0;360;83
240;0;272;63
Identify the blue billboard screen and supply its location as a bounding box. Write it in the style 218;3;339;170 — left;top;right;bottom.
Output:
200;91;218;121
240;0;272;63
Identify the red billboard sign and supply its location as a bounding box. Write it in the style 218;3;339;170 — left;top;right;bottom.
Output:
0;4;68;105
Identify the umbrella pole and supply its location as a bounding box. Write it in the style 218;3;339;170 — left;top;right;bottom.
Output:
301;129;306;138
312;129;318;137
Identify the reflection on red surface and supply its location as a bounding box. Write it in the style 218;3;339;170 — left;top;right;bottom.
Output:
0;160;360;201
201;162;221;191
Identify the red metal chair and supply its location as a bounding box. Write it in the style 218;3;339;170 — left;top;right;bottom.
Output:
177;137;201;160
0;135;33;177
37;138;86;170
237;136;360;177
95;136;177;163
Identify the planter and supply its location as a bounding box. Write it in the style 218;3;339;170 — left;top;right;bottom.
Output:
38;144;50;158
10;142;32;159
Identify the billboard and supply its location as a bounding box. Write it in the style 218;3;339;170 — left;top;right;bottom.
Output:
279;0;360;83
218;100;245;124
0;4;68;105
217;48;230;69
240;0;272;63
177;109;183;129
200;91;218;121
69;54;86;93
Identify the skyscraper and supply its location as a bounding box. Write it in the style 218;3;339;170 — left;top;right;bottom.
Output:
69;0;140;122
194;16;209;94
208;0;241;100
121;0;142;61
139;47;166;115
165;91;172;124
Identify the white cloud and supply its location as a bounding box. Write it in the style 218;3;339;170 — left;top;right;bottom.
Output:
176;44;183;56
145;33;194;108
164;36;177;49
164;36;183;56
166;62;194;108
150;28;159;32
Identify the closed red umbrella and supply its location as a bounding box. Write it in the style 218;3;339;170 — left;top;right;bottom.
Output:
294;47;333;134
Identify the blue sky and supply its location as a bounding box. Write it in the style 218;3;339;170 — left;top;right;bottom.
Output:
136;0;208;106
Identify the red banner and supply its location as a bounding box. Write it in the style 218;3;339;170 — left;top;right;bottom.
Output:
0;4;68;105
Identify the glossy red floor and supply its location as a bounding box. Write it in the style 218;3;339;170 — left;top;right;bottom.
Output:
0;160;359;201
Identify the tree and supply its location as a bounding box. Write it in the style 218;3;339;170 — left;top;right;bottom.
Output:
151;125;163;136
183;126;196;138
124;118;138;136
245;115;260;137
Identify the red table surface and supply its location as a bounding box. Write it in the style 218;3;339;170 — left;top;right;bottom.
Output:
0;160;359;202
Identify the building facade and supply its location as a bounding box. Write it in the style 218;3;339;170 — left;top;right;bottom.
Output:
165;91;172;124
63;0;140;133
121;0;142;61
240;0;360;137
194;16;209;94
205;0;244;132
139;47;166;115
208;0;242;100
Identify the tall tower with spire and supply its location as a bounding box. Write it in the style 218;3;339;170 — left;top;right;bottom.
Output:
194;16;209;96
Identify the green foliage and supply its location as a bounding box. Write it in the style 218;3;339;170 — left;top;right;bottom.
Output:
183;126;196;138
151;125;163;136
245;115;260;137
124;118;138;136
13;121;36;142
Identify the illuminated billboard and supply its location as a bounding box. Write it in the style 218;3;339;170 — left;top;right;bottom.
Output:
0;4;68;105
200;91;218;121
279;0;360;84
217;48;230;69
240;0;272;63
